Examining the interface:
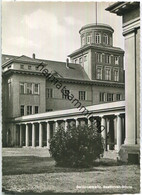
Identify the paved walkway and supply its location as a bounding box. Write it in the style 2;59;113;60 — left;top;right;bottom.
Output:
2;147;50;157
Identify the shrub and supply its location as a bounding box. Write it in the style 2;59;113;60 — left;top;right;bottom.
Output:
49;123;104;168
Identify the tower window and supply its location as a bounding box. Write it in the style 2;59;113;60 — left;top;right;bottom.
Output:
20;83;25;94
27;83;32;94
79;57;82;64
35;106;39;114
116;94;122;101
82;37;85;46
84;55;87;62
96;53;102;63
114;69;119;81
95;33;101;44
96;67;102;80
105;68;111;80
87;36;91;44
105;54;111;64
100;93;106;102
114;56;119;65
62;90;70;99
34;83;39;94
103;34;109;44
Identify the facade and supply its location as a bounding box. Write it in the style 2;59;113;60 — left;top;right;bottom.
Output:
2;23;125;153
106;1;140;163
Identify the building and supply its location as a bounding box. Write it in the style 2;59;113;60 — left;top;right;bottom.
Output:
106;1;140;163
2;23;125;151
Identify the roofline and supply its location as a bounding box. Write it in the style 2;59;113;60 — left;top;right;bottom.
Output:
68;44;124;57
3;69;124;88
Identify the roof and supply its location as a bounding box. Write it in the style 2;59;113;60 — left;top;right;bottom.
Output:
105;2;140;16
2;54;90;81
79;23;114;33
68;44;124;57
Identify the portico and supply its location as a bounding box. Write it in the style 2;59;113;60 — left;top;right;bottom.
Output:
14;101;125;152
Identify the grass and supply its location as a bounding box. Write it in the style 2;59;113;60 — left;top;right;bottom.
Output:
2;156;140;194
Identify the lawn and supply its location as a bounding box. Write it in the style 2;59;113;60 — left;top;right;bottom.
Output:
2;156;140;194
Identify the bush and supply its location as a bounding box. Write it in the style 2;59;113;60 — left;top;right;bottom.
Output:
49;123;104;168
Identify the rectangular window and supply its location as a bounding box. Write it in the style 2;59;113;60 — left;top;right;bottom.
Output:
79;91;86;101
107;93;113;102
116;94;122;101
105;68;111;80
47;88;53;98
87;36;91;44
34;83;39;94
62;90;70;99
20;105;24;116
27;83;32;94
8;65;11;69
46;109;53;112
20;83;25;94
35;106;39;114
82;37;85;46
96;53;102;63
27;106;32;115
114;56;119;65
75;59;78;64
20;64;24;69
105;54;111;64
28;65;32;70
96;67;102;80
114;69;119;81
95;33;101;44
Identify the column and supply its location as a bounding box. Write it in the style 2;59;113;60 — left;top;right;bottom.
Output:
88;118;92;126
117;115;122;151
75;118;79;127
64;120;68;131
39;123;43;147
32;123;36;147
19;125;22;147
25;124;29;147
46;122;50;149
101;116;106;139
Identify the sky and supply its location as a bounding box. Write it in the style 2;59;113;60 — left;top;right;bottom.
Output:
2;1;124;62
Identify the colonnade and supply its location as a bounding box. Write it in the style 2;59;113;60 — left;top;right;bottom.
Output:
16;113;125;151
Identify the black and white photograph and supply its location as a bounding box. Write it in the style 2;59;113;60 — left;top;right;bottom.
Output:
2;1;140;194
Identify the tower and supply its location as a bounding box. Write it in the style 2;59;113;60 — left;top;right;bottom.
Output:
68;23;124;83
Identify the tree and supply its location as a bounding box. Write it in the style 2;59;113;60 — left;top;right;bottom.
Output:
49;122;104;168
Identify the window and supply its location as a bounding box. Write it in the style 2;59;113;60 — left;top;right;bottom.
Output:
75;59;78;64
114;56;119;65
103;34;109;44
62;89;70;99
8;65;11;69
87;36;91;44
95;33;101;44
79;91;86;100
8;80;11;101
84;55;87;62
100;93;106;102
35;106;39;114
105;54;111;64
46;109;53;112
34;83;39;94
27;83;32;94
79;57;82;64
82;37;85;46
20;83;25;94
105;68;111;80
114;69;119;81
20;105;24;116
47;88;53;98
107;93;113;102
116;94;122;101
28;65;32;70
20;64;24;69
27;106;32;115
96;53;102;63
96;67;102;80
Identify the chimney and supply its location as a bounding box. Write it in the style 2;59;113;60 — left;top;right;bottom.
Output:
32;53;35;59
66;58;69;69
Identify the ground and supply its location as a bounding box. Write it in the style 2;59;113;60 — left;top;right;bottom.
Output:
2;155;140;194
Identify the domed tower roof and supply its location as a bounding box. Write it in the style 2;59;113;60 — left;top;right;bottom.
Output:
79;23;114;47
79;23;114;34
